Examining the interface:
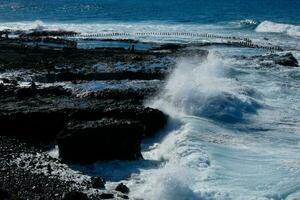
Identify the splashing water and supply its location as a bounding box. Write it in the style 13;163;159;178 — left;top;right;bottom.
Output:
126;50;300;200
149;52;260;122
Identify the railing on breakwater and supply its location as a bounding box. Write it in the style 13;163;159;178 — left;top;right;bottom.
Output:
62;32;285;52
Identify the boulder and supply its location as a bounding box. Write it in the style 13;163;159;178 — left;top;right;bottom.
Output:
274;53;298;67
99;193;114;199
57;118;144;162
91;176;105;189
115;183;130;194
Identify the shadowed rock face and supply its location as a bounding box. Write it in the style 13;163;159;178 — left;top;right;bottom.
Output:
57;119;145;162
274;53;298;67
239;52;299;67
0;109;67;141
0;84;168;162
62;191;89;200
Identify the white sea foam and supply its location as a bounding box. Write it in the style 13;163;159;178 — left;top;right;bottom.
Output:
148;52;259;122
128;50;300;199
0;20;228;43
256;21;300;37
239;19;259;26
0;20;219;33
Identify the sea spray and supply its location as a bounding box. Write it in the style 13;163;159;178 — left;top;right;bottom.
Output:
148;51;259;122
148;52;231;116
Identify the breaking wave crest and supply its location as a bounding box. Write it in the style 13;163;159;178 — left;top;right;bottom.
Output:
256;21;300;37
150;52;261;123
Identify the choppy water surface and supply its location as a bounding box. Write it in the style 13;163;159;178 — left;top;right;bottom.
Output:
1;1;300;199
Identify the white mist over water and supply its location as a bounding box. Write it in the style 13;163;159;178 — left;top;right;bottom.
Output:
149;52;238;117
149;52;259;123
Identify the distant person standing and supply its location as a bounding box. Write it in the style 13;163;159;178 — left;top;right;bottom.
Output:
130;44;135;52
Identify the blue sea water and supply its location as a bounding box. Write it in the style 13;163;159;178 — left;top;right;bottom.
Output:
1;1;300;199
0;0;300;24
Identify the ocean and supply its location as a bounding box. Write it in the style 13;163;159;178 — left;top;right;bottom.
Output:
1;0;300;199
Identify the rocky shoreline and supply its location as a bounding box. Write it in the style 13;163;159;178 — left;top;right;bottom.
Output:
0;31;203;200
0;30;298;200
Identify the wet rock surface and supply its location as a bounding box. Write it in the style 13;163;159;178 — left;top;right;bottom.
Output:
91;177;106;189
274;52;298;67
115;183;130;194
57;119;145;162
62;191;89;200
240;52;299;67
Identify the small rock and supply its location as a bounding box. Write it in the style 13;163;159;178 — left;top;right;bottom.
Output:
47;164;52;174
117;194;129;199
91;176;105;189
115;183;130;194
99;193;114;199
274;53;298;67
62;191;89;200
31;185;43;193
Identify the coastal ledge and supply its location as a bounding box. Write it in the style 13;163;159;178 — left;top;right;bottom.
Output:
0;83;168;199
0;84;168;161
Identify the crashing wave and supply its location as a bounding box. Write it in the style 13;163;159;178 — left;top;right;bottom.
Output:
31;20;46;31
239;19;260;28
256;21;300;37
149;52;261;123
0;20;65;32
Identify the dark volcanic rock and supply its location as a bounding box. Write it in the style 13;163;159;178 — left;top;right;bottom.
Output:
274;53;298;67
91;177;105;189
0;188;16;200
89;88;158;101
237;52;299;67
117;194;129;199
102;106;168;137
57;118;145;162
22;30;78;38
45;71;166;82
62;191;89;200
0;109;67;141
70;106;168;137
15;87;36;99
115;183;130;194
37;85;71;96
0;136;78;200
99;193;114;199
151;43;187;51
